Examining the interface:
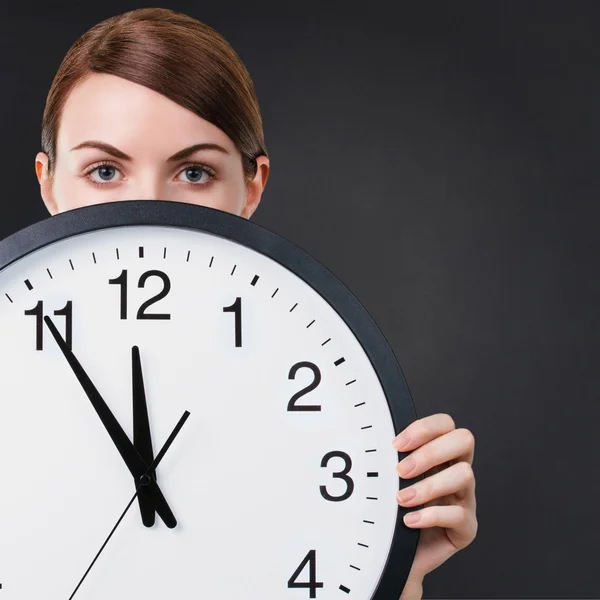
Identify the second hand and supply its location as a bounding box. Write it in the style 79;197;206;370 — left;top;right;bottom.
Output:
68;410;191;600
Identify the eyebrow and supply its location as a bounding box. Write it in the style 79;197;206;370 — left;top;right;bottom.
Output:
69;140;230;161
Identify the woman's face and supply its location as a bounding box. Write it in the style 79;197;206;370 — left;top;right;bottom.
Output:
35;73;269;218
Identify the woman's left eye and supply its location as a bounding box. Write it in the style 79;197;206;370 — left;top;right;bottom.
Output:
176;164;216;185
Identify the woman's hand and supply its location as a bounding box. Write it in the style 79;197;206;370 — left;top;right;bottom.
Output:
394;413;478;600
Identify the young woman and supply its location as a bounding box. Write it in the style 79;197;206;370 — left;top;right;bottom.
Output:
35;8;478;599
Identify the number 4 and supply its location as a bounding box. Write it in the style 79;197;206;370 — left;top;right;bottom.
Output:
288;549;324;598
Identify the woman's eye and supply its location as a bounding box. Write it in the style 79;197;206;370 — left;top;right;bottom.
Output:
177;165;214;185
83;163;215;187
87;164;122;184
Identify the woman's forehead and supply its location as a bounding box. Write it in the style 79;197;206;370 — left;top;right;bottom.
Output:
57;73;236;157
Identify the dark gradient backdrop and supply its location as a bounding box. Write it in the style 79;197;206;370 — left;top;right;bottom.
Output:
0;1;598;598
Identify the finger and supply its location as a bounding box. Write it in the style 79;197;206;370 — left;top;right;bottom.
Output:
397;460;475;507
403;504;478;549
392;413;456;452
396;427;475;479
403;503;469;530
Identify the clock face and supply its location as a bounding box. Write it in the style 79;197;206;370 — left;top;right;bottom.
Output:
0;201;419;599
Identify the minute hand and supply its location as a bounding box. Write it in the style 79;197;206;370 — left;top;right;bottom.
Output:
44;316;177;528
132;345;157;527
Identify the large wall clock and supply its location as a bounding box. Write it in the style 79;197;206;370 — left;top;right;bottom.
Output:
0;200;423;599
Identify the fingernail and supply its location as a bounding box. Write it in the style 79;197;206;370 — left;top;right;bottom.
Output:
397;487;416;504
404;511;421;525
397;456;415;476
393;432;410;450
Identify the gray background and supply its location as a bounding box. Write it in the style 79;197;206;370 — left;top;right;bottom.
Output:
0;1;598;598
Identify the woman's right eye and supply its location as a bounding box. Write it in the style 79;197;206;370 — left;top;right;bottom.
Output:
84;162;123;187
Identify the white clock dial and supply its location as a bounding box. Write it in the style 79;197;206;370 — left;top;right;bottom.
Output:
0;201;419;599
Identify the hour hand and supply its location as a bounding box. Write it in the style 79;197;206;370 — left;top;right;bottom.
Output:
44;315;177;528
132;345;157;527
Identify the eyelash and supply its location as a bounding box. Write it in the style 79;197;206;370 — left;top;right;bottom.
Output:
82;161;217;189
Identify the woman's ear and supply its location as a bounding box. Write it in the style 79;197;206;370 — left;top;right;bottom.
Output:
35;152;58;216
241;155;270;219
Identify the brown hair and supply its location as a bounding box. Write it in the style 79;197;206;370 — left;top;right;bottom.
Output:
41;7;268;182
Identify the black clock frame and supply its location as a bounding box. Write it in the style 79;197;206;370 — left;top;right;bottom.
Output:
0;199;423;599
